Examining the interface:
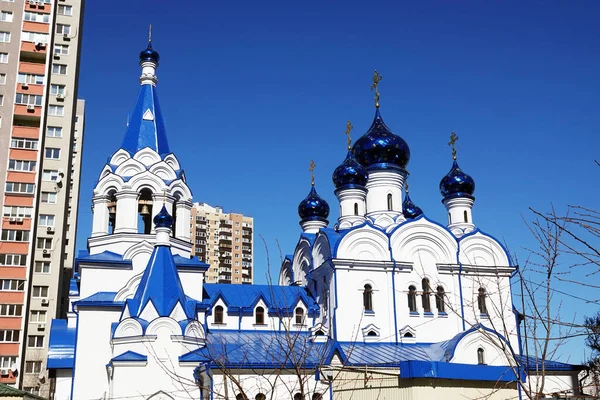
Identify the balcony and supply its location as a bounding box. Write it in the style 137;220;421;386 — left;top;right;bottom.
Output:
19;61;46;75
20;41;47;61
25;2;50;13
12;126;40;139
14;104;41;120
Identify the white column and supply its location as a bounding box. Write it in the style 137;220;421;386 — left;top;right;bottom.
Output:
365;170;406;217
300;219;328;234
114;191;138;234
443;196;475;238
91;196;109;237
175;200;192;241
336;187;367;229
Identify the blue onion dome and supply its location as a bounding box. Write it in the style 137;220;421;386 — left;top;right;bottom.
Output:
402;193;423;219
153;205;174;229
439;160;475;200
352;109;410;171
298;186;330;221
139;42;159;64
332;151;368;189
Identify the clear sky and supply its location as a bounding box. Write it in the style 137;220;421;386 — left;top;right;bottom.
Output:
75;1;600;361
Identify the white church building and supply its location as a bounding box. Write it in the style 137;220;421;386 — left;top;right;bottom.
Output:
46;40;585;400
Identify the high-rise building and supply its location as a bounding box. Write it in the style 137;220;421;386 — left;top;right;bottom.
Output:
190;203;253;284
0;0;85;395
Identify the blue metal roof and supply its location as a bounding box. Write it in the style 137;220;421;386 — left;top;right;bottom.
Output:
517;355;586;372
75;292;122;308
111;351;147;362
76;250;208;271
203;283;319;315
127;245;195;319
47;320;75;369
120;84;170;157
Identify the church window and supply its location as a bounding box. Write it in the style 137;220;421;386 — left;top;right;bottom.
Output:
435;286;446;313
448;212;452;224
107;190;117;234
255;306;265;325
214;305;223;324
363;284;373;311
255;394;266;400
387;194;393;211
354;202;359;216
315;330;324;336
408;285;417;312
367;330;377;337
421;279;431;312
478;288;488;314
464;210;468;223
295;307;304;325
172;194;180;237
403;332;413;338
137;189;153;234
477;347;485;364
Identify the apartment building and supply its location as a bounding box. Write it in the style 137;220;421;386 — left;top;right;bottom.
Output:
0;0;85;396
190;203;253;284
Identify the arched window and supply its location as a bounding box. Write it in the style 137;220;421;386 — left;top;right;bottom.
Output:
363;284;373;311
367;330;377;337
294;393;302;400
421;279;431;312
435;286;446;313
448;212;452;224
387;194;393;211
255;394;266;400
172;194;181;237
315;330;324;336
295;307;304;325
107;190;117;234
214;305;224;324
137;188;153;234
478;288;488;314
403;332;413;338
354;203;359;216
464;210;468;223
408;285;417;312
477;347;485;364
255;306;265;325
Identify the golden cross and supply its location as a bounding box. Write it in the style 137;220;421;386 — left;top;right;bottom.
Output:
448;132;459;160
148;24;152;43
162;189;167;205
370;70;383;108
309;160;316;186
344;120;353;150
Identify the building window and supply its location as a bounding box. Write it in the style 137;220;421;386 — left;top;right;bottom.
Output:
21;31;49;43
34;261;51;274
0;11;13;22
47;126;63;137
10;138;38;150
45;148;60;159
0;31;10;43
0;94;3;105
24;361;41;374
31;286;48;298
0;304;23;316
0;254;26;266
214;305;223;324
54;44;69;55
42;169;60;181
421;279;431;312
18;73;44;85
30;310;46;323
464;210;468;223
0;330;20;342
8;159;36;172
408;285;417;312
0;356;17;369
295;307;304;325
0;73;5;84
477;348;485;364
23;11;49;23
363;284;373;311
354;202;359;216
1;279;25;291
37;238;52;249
255;306;265;325
1;230;30;242
0;52;8;63
48;105;65;116
52;64;67;75
3;206;32;218
387;193;393;211
435;286;446;313
41;192;57;204
57;5;72;15
478;288;488;315
55;24;71;35
27;335;44;348
38;214;55;227
50;84;65;95
23;387;40;395
15;93;43;106
5;182;35;194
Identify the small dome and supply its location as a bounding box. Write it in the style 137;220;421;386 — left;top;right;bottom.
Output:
439;160;475;200
352;109;410;171
139;43;159;64
153;205;173;229
402;193;423;219
298;186;330;222
332;151;368;189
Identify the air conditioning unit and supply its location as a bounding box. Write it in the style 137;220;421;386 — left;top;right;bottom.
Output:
27;104;35;111
28;0;36;5
46;227;55;234
42;249;49;255
56;93;65;100
9;217;16;222
36;42;46;49
37;323;45;330
53;54;60;60
21;82;29;89
15;217;23;222
63;33;69;40
41;299;49;305
0;369;9;376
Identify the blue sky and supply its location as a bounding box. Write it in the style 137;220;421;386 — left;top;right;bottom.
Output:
75;1;600;361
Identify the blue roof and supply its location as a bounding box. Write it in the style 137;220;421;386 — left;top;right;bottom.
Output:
517;355;585;372
127;244;195;319
120;83;170;157
111;350;148;362
47;320;75;369
203;283;319;315
75;292;121;307
76;250;208;271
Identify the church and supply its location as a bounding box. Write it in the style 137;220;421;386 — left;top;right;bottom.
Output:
46;39;585;400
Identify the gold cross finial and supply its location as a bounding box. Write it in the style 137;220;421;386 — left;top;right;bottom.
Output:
162;189;167;205
148;24;152;43
370;70;383;108
448;132;459;160
309;160;316;186
345;120;353;150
